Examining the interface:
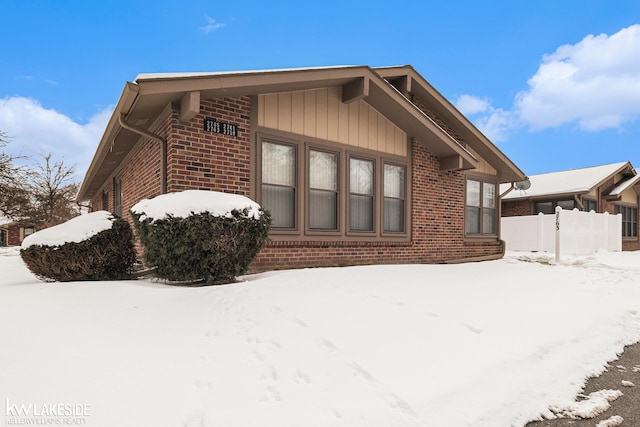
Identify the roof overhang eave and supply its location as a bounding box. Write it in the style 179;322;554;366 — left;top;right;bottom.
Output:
77;82;140;202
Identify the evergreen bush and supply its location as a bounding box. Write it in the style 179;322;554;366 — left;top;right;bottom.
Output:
20;217;136;282
132;208;271;284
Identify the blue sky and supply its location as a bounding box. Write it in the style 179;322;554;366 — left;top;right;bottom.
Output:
1;0;640;179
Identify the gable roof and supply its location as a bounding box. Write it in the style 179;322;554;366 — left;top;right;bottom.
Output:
78;65;525;202
374;65;524;183
502;162;635;200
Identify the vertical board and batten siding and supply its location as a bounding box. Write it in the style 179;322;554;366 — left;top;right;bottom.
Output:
258;88;407;156
466;146;497;176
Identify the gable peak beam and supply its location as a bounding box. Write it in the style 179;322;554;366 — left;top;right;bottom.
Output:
386;74;412;96
179;91;201;123
439;154;470;171
342;77;369;104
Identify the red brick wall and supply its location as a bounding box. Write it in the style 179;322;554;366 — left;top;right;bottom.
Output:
502;200;531;216
7;224;21;246
166;97;251;195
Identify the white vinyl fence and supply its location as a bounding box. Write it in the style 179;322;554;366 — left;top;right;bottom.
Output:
501;207;622;260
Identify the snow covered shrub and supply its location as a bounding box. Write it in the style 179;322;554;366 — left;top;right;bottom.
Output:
20;211;136;282
131;190;271;284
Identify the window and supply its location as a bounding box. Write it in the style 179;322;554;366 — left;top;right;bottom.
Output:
466;178;496;235
384;164;405;233
261;141;297;229
349;157;374;232
309;149;338;230
615;205;638;238
583;199;597;212
114;177;122;217
102;190;109;211
23;227;35;238
257;133;408;239
534;199;575;214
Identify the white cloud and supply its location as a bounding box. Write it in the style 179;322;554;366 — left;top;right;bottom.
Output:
455;94;492;115
473;108;515;142
0;96;112;178
201;15;224;34
515;24;640;131
454;94;514;142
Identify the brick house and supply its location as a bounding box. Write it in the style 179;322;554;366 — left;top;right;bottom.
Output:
501;162;640;250
0;219;36;247
77;65;525;271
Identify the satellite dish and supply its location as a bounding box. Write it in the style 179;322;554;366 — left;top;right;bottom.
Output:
514;179;531;191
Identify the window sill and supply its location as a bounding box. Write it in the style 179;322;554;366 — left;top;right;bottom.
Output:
464;234;500;243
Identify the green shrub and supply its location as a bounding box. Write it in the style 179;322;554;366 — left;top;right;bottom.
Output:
132;208;271;284
20;217;136;282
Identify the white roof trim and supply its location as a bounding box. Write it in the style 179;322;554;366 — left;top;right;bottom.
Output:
135;65;360;82
608;174;640;196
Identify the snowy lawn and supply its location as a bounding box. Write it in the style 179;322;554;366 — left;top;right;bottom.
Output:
1;248;640;426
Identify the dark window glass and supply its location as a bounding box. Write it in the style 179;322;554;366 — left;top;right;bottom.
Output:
616;205;638;238
114;178;122;217
583;199;597;212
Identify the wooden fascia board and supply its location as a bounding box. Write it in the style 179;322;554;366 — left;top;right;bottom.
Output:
77;82;140;202
135;67;372;96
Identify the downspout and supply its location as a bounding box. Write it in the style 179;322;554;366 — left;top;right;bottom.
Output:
500;182;515;198
118;113;167;194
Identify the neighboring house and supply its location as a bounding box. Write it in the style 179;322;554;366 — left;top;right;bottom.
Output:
0;218;36;247
501;162;640;250
77;65;525;272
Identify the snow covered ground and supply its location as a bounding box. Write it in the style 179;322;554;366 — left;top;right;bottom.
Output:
1;247;640;427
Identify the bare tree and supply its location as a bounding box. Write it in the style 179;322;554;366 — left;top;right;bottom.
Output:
0;131;30;219
27;153;80;227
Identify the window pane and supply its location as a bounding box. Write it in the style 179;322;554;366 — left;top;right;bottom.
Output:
384;198;405;232
384;164;405;198
310;150;337;191
262;185;295;228
310;189;337;230
535;202;553;214
466;180;480;207
466;206;480;234
262;141;295;186
482;182;496;209
584;199;597;212
483;208;496;234
350;194;373;231
350;158;373;195
557;200;575;210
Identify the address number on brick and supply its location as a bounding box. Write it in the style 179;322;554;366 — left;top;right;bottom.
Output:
204;118;238;137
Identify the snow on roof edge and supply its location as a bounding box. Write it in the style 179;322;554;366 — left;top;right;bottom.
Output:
134;65;366;82
608;174;640;196
502;162;630;200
